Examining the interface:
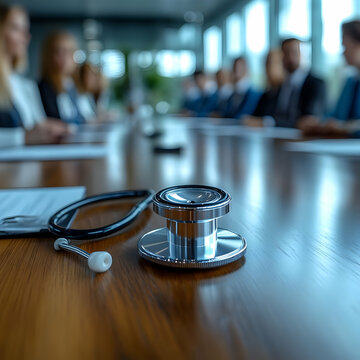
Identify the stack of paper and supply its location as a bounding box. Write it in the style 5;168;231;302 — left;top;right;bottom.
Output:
0;187;86;235
0;144;108;162
286;139;360;155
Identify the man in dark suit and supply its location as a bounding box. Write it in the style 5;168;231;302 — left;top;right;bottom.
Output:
275;38;326;128
246;38;326;128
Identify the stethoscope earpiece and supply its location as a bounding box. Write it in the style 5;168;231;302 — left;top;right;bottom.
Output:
54;237;112;273
87;252;112;273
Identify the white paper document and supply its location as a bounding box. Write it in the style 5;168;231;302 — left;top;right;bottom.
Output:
66;132;110;143
0;187;86;235
196;125;301;139
286;139;360;155
0;144;108;162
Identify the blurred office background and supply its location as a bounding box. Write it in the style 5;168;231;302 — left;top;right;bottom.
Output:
3;0;360;113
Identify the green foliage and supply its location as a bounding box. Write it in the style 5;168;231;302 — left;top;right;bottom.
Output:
112;74;129;101
111;49;183;112
141;65;182;111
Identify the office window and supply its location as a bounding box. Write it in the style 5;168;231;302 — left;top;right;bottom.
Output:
226;13;242;57
178;51;196;76
101;50;125;78
244;0;268;86
322;0;355;57
279;0;311;39
245;0;268;55
156;51;196;77
204;26;222;72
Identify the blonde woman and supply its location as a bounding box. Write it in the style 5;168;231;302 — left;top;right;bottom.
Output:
76;62;110;110
75;62;114;122
38;32;95;124
0;4;69;145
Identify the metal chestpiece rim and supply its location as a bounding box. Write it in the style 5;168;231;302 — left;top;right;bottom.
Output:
153;185;230;221
138;185;247;269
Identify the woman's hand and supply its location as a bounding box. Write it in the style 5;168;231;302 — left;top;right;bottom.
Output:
25;119;71;144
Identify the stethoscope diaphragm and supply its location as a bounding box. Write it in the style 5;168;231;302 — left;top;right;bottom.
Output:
138;185;247;269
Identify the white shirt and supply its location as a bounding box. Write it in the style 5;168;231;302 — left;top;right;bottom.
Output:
287;67;308;89
9;73;45;129
185;85;201;101
277;68;308;113
219;83;234;100
235;78;251;95
0;73;46;147
56;79;95;123
204;80;217;95
78;94;96;122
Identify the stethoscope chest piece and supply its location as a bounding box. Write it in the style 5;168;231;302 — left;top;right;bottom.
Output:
138;185;247;269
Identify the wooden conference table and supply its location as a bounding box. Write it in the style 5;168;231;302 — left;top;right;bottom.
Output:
0;117;359;360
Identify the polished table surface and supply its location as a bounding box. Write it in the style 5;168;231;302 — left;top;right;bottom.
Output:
0;118;359;360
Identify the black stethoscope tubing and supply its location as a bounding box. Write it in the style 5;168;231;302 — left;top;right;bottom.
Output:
48;190;154;240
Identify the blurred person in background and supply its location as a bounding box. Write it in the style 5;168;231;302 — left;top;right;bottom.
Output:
266;38;326;127
38;32;95;125
276;38;326;128
181;71;204;115
0;4;69;146
221;56;261;119
75;62;113;121
243;49;285;126
209;69;233;117
181;76;201;115
181;70;217;117
196;71;218;117
248;38;326;128
301;20;360;137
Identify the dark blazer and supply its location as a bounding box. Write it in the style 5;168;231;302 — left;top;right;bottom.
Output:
38;78;85;125
183;96;202;113
252;88;280;117
0;105;23;128
223;87;262;119
197;91;218;117
215;94;232;117
274;73;326;128
38;79;61;119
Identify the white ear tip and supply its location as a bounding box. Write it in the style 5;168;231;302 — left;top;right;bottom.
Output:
88;252;112;273
54;238;69;251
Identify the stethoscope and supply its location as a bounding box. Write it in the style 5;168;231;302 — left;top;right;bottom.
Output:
49;185;247;273
49;190;154;272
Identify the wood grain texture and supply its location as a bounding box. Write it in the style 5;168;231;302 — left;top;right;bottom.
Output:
0;118;360;360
